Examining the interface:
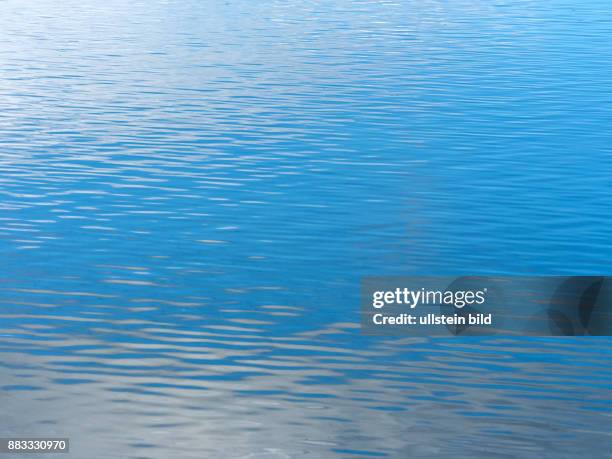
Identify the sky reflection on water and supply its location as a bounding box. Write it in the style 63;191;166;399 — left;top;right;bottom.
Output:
1;0;611;457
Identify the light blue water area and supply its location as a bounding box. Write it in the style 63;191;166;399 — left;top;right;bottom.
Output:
0;1;611;457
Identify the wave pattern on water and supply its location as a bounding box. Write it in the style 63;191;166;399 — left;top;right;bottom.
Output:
1;0;611;457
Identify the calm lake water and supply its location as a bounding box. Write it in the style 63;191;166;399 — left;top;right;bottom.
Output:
1;0;611;457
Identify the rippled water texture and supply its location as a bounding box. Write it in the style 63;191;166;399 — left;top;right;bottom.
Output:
1;1;611;457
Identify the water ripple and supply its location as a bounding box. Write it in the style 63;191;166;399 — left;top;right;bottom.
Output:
1;0;612;457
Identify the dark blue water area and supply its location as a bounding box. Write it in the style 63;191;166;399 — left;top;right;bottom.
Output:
0;0;611;457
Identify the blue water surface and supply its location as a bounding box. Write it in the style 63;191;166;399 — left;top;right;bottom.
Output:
0;1;611;457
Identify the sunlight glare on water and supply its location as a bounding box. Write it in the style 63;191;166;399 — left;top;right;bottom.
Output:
0;0;611;457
